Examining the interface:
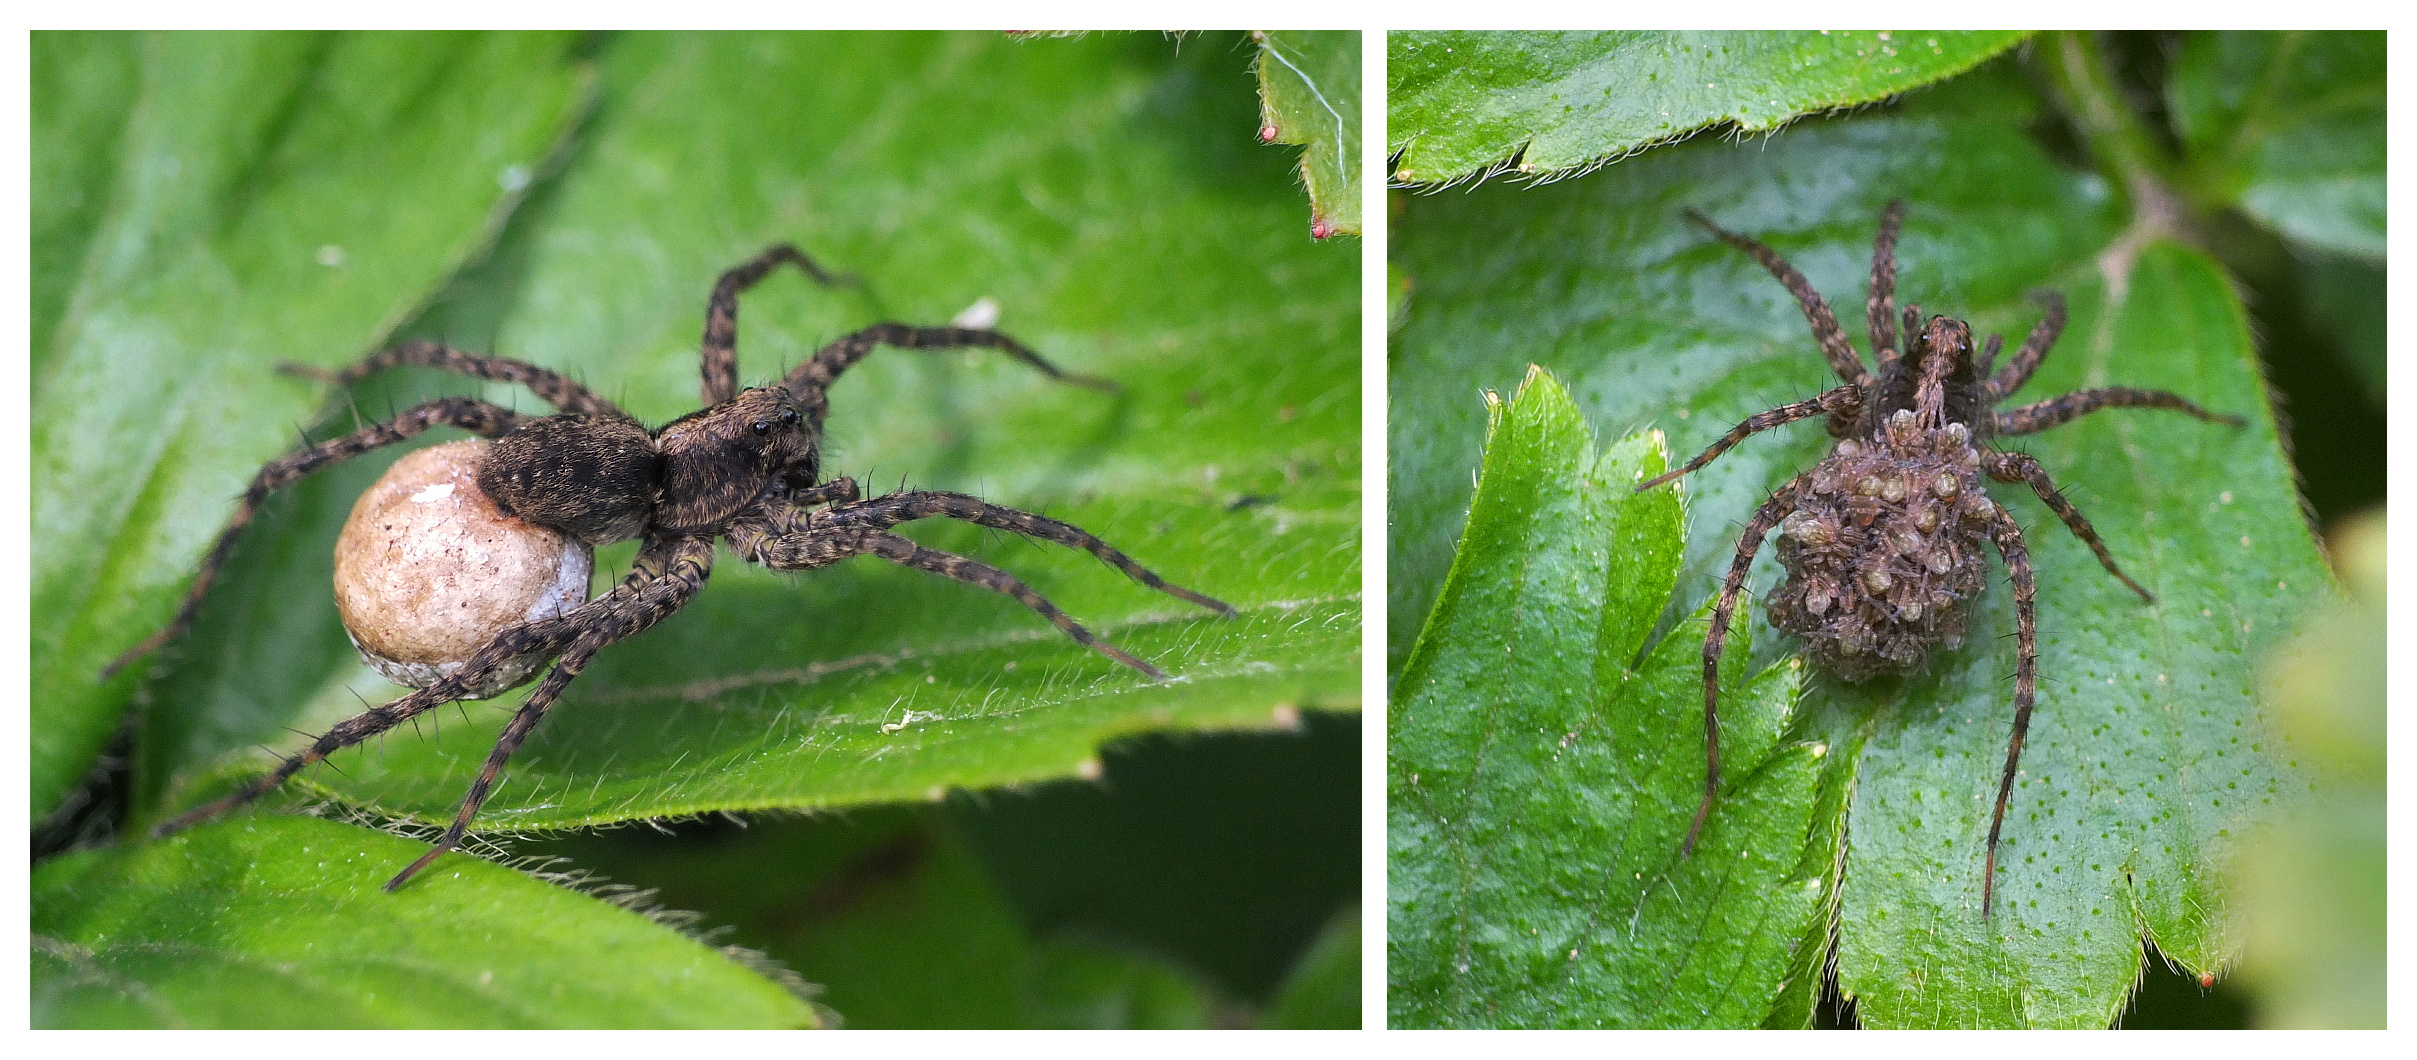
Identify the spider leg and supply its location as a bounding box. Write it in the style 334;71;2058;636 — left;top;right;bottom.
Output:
102;398;530;680
279;340;622;418
1981;292;2067;401
385;534;715;890
1686;209;1871;388
781;324;1116;428
1976;333;2004;380
1635;385;1861;493
1992;386;2245;436
700;244;856;407
1682;473;1808;859
727;519;1166;679
1868;199;1907;371
150;537;712;868
1981;499;2038;919
1985;451;2153;601
813;491;1235;616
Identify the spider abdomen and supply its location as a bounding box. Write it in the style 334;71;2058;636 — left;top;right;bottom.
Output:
478;414;661;544
1767;413;1991;681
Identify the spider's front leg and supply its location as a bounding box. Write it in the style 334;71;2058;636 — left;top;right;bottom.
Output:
104;398;530;680
728;495;1215;680
1686;208;1872;388
781;324;1116;427
700;244;856;406
811;490;1236;616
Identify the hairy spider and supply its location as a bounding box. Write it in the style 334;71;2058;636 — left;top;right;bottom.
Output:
1635;201;2242;916
106;245;1235;890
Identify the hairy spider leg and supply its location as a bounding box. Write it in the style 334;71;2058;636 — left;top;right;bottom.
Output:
385;534;716;890
782;324;1116;426
1976;333;2005;380
1634;385;1863;493
1992;386;2245;436
1681;472;1810;859
280;340;624;418
1985;451;2154;602
724;514;1168;680
1981;499;2039;919
1867;199;1908;370
814;491;1237;616
700;244;855;406
102;398;530;680
150;537;707;855
1685;209;1872;388
1980;292;2068;402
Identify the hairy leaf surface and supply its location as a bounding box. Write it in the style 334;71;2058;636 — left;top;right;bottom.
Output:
1389;30;2025;186
31;30;589;821
1256;30;1363;236
116;33;1359;846
32;815;820;1028
1389;60;2324;1027
1388;370;1828;1027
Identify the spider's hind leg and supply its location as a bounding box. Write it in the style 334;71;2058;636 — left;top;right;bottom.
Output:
1682;472;1809;859
281;340;622;417
103;397;530;680
1980;499;2039;918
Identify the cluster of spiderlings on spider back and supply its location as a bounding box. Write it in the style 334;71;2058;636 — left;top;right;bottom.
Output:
1765;398;1997;683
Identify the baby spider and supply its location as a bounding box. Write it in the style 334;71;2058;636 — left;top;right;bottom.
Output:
1636;201;2242;916
107;244;1234;890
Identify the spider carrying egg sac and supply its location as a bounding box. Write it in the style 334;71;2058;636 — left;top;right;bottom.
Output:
332;439;594;697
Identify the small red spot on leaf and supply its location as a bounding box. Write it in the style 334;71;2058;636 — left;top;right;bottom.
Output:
1310;218;1333;240
2198;971;2217;989
1258;124;1280;143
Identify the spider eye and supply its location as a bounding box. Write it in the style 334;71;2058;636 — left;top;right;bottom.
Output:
781;408;800;426
751;419;770;436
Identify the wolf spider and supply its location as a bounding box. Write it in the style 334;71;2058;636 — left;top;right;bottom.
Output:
1636;201;2242;916
106;245;1234;890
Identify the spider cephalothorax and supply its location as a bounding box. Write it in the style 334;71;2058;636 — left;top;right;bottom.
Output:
106;244;1233;890
1636;201;2242;916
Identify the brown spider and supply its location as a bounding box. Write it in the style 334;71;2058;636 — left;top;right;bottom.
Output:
1636;201;2242;916
105;245;1234;890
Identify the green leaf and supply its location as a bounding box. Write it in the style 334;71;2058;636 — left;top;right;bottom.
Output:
1265;907;1362;1028
2169;31;2384;260
516;808;1224;1028
30;30;591;821
31;815;821;1028
1389;60;2327;1027
1255;30;1362;237
1388;30;2026;186
123;33;1358;848
1388;369;1827;1027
